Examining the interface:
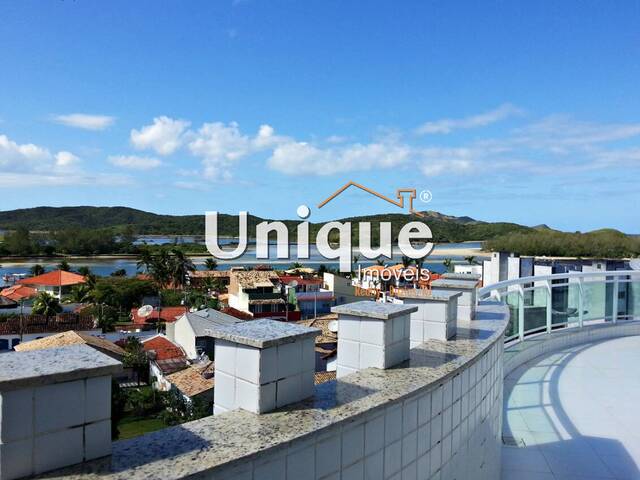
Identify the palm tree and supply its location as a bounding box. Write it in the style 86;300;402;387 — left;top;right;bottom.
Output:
443;258;454;273
291;262;304;269
77;266;92;276
204;258;218;271
30;264;45;276
171;248;195;289
149;250;173;288
401;255;413;268
136;248;154;273
376;258;386;266
464;255;477;265
32;292;63;317
69;284;93;303
58;260;71;272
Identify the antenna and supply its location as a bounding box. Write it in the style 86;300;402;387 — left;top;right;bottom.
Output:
137;305;154;318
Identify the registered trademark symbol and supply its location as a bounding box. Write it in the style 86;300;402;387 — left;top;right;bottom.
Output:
419;190;432;203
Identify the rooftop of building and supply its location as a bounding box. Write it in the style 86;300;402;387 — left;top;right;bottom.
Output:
14;330;125;357
18;270;86;287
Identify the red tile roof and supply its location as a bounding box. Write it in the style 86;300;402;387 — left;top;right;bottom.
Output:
0;285;38;301
279;275;323;285
130;306;188;324
18;270;86;287
221;306;253;320
142;335;186;361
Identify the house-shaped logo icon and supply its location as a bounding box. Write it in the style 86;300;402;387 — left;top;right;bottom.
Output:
317;181;426;218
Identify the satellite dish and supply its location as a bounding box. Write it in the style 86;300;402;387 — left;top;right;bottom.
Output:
289;280;298;288
328;320;338;333
137;305;154;318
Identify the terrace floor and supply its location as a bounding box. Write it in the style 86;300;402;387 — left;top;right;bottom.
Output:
502;336;640;480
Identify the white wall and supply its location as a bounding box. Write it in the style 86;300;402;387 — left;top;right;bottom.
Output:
171;317;198;359
208;336;504;480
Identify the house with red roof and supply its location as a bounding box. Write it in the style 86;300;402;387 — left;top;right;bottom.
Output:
0;284;37;302
141;334;188;391
18;270;86;299
130;306;188;325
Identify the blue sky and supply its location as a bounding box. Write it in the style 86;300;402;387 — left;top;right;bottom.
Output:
1;0;639;232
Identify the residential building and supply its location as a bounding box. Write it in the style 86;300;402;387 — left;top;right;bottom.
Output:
322;272;360;305
0;313;99;352
129;306;188;328
166;308;241;360
17;270;86;299
227;270;290;319
281;275;334;318
141;335;188;391
0;284;37;303
165;361;215;405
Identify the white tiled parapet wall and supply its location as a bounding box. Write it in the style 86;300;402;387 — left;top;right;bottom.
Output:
431;277;479;321
0;344;122;480
331;301;418;378
391;289;462;345
207;319;320;415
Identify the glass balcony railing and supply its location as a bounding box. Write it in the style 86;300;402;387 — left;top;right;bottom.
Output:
478;270;640;343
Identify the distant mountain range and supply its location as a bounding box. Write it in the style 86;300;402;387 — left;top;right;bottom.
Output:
0;206;537;243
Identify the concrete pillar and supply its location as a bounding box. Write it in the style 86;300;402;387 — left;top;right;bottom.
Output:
431;279;478;321
0;344;122;480
208;319;320;415
392;290;461;346
331;301;418;378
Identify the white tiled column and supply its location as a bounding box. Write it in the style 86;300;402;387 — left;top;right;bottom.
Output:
209;319;320;415
0;345;122;480
332;301;418;378
431;279;478;321
393;291;461;345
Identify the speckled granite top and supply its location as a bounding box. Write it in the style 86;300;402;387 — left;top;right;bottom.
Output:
0;344;122;392
39;301;508;480
442;273;481;282
204;318;321;348
393;289;462;301
332;300;419;319
431;279;478;290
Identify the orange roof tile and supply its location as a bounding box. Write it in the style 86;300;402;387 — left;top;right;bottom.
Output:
18;270;86;287
130;306;188;324
142;335;186;361
0;285;38;301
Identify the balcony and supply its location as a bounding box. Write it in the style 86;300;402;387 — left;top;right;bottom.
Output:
2;270;639;480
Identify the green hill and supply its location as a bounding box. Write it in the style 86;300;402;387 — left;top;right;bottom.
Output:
0;206;533;243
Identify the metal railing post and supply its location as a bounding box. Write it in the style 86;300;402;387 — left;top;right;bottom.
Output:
578;278;584;328
545;280;552;334
517;285;525;341
612;275;619;323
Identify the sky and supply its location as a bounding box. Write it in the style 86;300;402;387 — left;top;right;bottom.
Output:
1;0;639;233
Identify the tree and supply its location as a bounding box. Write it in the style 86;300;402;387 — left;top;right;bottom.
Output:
4;227;33;256
122;337;149;385
171;248;195;289
30;264;46;276
58;260;71;271
443;258;454;273
69;284;93;303
204;258;218;270
111;268;127;277
464;255;477;265
401;255;413;268
32;292;63;317
77;266;92;276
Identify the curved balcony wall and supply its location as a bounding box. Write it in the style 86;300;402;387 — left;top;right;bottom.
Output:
38;302;509;480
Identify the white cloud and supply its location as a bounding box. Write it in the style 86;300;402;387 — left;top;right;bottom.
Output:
187;122;284;179
130;116;190;155
108;155;162;170
416;103;522;135
55;151;80;168
0;134;51;171
0;172;130;188
53;113;115;131
268;141;410;176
